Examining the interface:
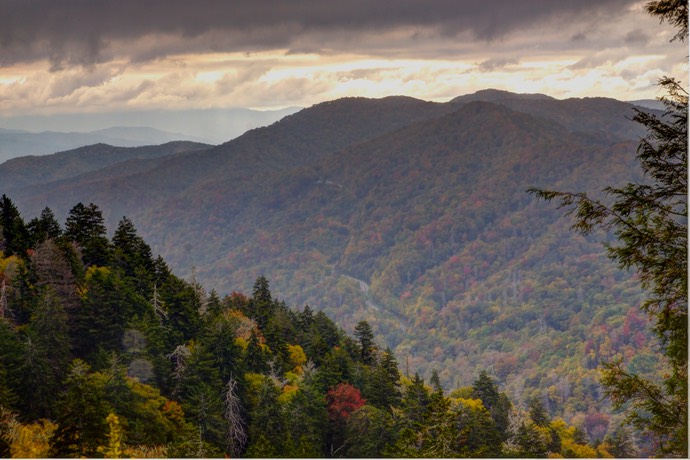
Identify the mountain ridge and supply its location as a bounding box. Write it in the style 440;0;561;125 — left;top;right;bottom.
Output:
1;92;658;420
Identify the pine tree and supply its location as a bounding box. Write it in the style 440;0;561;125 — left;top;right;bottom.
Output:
26;207;62;247
529;1;687;454
50;360;111;457
0;195;28;257
471;370;511;439
250;276;273;330
353;320;375;365
18;290;71;419
64;202;111;267
112;216;155;295
364;347;402;410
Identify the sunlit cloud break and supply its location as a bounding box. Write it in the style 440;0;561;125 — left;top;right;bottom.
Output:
0;0;686;116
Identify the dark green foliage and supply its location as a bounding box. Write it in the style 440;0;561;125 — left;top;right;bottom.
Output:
353;320;375;365
112;216;155;295
454;398;503;457
50;360;110;457
26;207;62;247
344;405;395;457
18;291;71;419
245;332;267;374
64;202;111;267
528;397;550;427
0;195;28;257
0;198;622;457
0;321;24;410
74;267;143;360
250;276;273;330
284;385;328;457
472;370;511;439
364;348;402;410
400;373;431;429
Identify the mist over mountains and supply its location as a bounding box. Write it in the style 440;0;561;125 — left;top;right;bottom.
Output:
1;90;661;418
0;106;300;155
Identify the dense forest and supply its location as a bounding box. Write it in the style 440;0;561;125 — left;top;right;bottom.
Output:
0;196;642;457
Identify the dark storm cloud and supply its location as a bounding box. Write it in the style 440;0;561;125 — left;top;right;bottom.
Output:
1;0;640;69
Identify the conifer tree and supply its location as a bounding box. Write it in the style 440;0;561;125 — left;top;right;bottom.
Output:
0;195;28;257
26;207;62;247
365;347;402;410
353;320;375;364
529;1;687;454
64;202;111;267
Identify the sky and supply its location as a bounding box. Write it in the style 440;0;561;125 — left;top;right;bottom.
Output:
0;0;687;119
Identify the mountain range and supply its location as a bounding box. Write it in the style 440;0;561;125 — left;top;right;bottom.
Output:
0;106;301;157
1;89;661;424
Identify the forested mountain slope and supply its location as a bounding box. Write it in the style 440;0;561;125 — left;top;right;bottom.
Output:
2;91;658;434
0;141;211;193
0;197;635;457
0;127;208;163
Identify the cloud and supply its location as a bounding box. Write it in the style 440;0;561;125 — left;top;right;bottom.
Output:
624;28;650;45
0;0;641;69
477;57;519;72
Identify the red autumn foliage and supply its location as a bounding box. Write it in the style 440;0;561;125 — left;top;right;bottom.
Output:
326;383;366;421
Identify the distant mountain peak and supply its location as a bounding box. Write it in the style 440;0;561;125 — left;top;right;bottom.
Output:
450;88;555;104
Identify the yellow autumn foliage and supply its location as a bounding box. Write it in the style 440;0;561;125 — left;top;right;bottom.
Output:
0;255;21;279
8;419;56;458
287;344;307;373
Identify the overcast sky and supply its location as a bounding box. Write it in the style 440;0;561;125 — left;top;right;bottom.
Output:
0;0;686;118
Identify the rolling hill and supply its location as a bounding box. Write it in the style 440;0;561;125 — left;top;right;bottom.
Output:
0;126;211;163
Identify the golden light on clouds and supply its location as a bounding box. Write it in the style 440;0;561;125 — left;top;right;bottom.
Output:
0;0;686;117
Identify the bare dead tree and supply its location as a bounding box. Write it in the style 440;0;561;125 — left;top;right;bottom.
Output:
151;284;167;323
223;378;247;456
167;344;191;396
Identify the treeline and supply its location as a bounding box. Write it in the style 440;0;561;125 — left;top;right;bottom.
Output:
0;195;636;457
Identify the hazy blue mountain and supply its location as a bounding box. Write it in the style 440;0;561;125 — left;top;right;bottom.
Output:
0;126;209;163
0;141;211;193
0;106;301;147
628;98;666;110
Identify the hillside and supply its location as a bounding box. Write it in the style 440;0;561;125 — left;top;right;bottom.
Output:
0;127;210;163
2;91;659;428
0;196;624;457
0;141;211;193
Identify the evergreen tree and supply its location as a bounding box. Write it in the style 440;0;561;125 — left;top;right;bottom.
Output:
529;2;687;454
18;290;71;419
74;267;141;360
284;384;328;457
112;216;155;295
528;397;550;427
353;320;375;365
0;320;24;410
0;195;28;257
471;370;512;439
26;207;62;247
364;347;402;410
50;360;111;457
344;405;395;457
64;202;111;267
250;276;273;330
454;398;503;457
400;372;431;429
245;331;267;374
